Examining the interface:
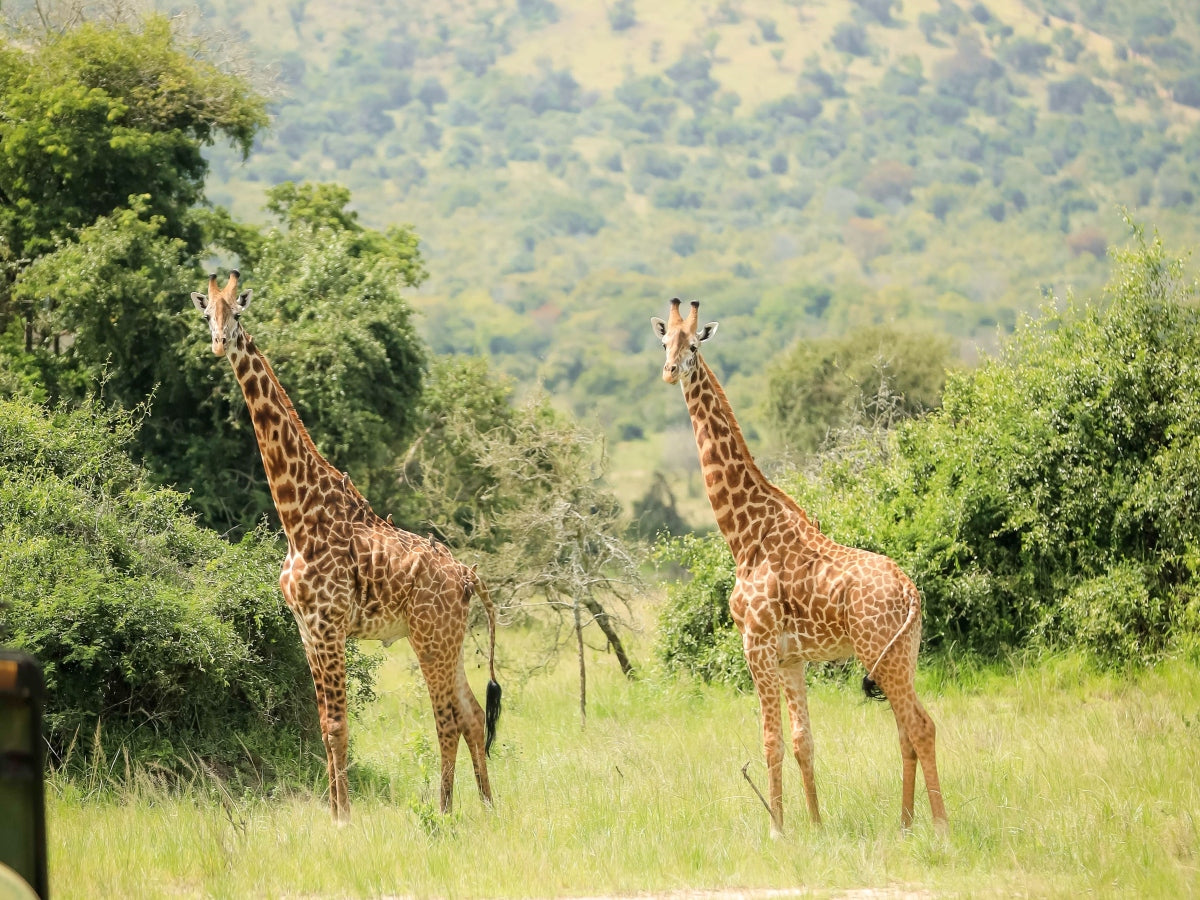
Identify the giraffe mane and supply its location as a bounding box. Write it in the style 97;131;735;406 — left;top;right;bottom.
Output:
698;356;813;529
244;334;375;514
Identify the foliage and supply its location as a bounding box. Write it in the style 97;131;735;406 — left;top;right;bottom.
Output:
0;394;378;772
654;532;748;689
9;198;194;411
763;324;956;453
0;14;266;268
400;356;641;694
659;227;1200;671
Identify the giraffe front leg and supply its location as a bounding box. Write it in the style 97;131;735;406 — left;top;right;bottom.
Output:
303;629;351;825
745;641;785;838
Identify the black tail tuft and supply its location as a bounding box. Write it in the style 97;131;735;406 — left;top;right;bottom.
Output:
862;675;887;702
484;679;502;756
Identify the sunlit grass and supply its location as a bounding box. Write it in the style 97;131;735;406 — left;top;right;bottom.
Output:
46;632;1200;898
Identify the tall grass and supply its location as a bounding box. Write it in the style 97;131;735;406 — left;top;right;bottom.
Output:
46;633;1200;898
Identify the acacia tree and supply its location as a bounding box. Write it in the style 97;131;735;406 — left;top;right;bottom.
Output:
402;357;641;725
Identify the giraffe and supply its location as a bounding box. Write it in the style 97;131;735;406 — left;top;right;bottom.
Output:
191;271;501;824
651;298;948;836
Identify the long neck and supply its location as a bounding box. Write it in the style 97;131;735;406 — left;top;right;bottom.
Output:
682;357;803;562
226;332;372;540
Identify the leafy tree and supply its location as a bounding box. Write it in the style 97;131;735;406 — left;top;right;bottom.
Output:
0;14;266;320
764;325;956;452
607;0;637;32
797;226;1200;663
1048;75;1114;114
831;22;870;56
1001;37;1053;74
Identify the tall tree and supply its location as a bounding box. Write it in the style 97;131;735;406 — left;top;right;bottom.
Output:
0;13;266;324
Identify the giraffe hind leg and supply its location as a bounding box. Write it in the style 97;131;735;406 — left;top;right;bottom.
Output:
781;662;820;825
875;666;948;831
456;661;493;805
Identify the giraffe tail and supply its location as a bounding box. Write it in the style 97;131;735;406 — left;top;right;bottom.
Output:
475;576;502;756
862;581;921;703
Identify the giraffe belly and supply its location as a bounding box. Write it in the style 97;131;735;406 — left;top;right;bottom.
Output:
778;629;853;665
357;616;411;647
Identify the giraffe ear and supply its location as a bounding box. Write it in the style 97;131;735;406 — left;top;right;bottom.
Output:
190;292;208;312
698;321;719;342
650;316;667;338
236;289;253;313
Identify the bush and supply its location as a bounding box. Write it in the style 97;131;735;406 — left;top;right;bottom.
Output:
0;397;379;774
831;22;869;56
654;533;749;689
1048;75;1113;114
1051;564;1166;665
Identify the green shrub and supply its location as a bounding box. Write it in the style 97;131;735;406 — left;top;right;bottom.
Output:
1050;564;1166;665
654;533;749;689
0;396;379;776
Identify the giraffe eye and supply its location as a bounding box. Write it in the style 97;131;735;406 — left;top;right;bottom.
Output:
689;343;698;352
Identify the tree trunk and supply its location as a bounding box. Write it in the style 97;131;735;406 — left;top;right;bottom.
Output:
574;598;586;729
582;596;635;679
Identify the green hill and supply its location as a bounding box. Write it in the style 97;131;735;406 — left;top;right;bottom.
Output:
197;0;1200;516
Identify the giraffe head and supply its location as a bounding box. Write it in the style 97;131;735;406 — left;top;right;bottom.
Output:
650;298;718;385
190;270;252;357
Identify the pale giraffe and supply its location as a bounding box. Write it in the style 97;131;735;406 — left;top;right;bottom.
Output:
191;271;500;824
652;298;947;836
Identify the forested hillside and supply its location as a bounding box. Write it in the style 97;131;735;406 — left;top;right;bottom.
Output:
198;0;1200;466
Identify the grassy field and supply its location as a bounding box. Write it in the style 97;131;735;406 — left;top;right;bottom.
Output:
45;630;1200;898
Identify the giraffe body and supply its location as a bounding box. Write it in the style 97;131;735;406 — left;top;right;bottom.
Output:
193;272;500;824
652;298;947;836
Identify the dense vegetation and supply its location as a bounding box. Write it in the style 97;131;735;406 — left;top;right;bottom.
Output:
0;8;634;766
197;0;1200;474
658;226;1200;686
0;396;377;771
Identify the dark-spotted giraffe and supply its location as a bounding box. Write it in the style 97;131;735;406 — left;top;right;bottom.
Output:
651;298;947;836
192;271;500;824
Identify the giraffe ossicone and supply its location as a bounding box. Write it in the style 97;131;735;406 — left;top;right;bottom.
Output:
192;271;501;824
652;297;948;835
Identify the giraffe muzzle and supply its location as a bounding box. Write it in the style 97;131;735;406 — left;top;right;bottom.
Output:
663;363;680;384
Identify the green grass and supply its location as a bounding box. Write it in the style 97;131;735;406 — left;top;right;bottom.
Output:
45;633;1200;898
